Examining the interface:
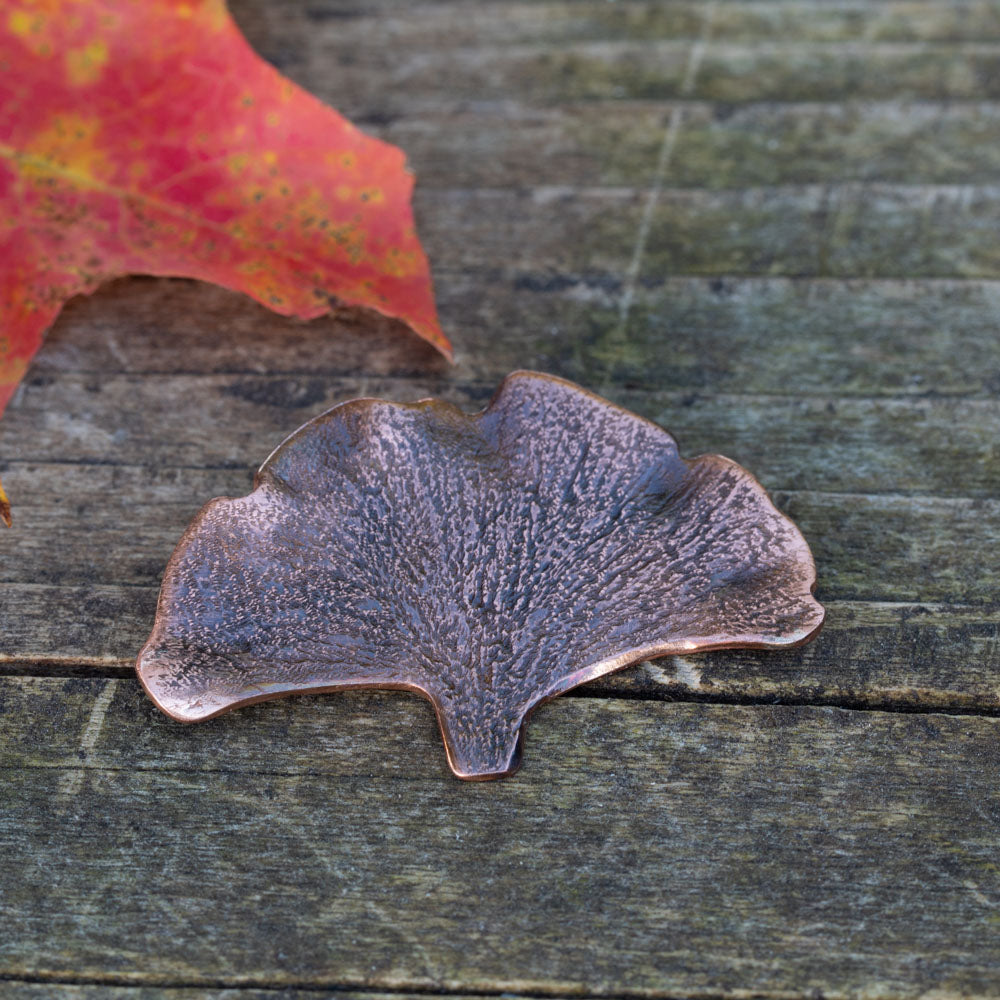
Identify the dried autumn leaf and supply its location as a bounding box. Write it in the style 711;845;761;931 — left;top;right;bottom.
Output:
0;0;450;525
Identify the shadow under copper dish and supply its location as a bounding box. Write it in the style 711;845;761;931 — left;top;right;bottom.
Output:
137;371;824;779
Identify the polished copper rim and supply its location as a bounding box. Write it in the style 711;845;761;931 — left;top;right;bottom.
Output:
137;371;824;779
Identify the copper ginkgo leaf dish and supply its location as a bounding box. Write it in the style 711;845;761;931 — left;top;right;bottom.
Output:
137;371;824;779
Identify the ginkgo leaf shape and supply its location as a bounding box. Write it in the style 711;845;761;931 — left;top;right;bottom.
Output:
137;372;825;779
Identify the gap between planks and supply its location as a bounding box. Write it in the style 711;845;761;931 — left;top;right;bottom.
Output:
5;666;1000;723
0;971;749;1000
9;377;1000;413
2;466;995;506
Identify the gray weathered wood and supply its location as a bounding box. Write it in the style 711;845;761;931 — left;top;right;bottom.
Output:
3;677;1000;997
6;465;1000;602
236;0;1000;51
3;988;446;999
6;585;1000;712
6;372;1000;497
6;0;1000;994
396;101;1000;192
21;276;1000;399
232;4;1000;108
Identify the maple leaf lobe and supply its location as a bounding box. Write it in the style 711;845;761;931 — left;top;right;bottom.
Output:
0;0;449;521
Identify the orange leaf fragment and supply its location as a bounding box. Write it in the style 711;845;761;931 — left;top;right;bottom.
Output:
0;0;450;523
0;478;10;528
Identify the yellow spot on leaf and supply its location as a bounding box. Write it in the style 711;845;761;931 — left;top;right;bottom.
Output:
173;0;227;29
7;7;50;57
65;39;108;87
23;113;109;181
204;0;229;32
265;111;279;127
7;9;34;37
381;248;419;278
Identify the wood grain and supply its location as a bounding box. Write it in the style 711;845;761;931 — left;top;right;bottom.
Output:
369;102;1000;191
5;0;1000;993
6;586;1000;712
5;466;998;603
4;677;1000;997
2;990;428;1000
6;372;1000;497
231;4;1000;108
19;276;1000;399
235;0;1000;50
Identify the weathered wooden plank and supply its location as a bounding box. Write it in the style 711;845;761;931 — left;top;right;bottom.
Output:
413;188;639;279
595;600;1000;710
371;102;1000;191
383;103;676;191
22;276;1000;399
235;0;1000;51
2;987;411;1000
145;180;993;284
2;464;998;606
5;458;999;712
692;43;1000;104
4;585;998;712
603;277;1000;397
5;988;482;1000
0;584;154;667
238;34;1000;110
3;677;1000;997
262;182;1000;281
635;184;1000;279
4;372;1000;497
662;102;1000;190
232;2;1000;110
353;182;1000;288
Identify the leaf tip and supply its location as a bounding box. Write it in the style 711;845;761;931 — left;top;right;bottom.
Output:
436;333;455;363
415;318;453;362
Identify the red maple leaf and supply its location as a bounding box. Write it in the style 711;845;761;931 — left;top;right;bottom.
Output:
0;0;451;525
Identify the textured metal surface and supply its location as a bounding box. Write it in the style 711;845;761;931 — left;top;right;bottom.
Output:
137;371;824;779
